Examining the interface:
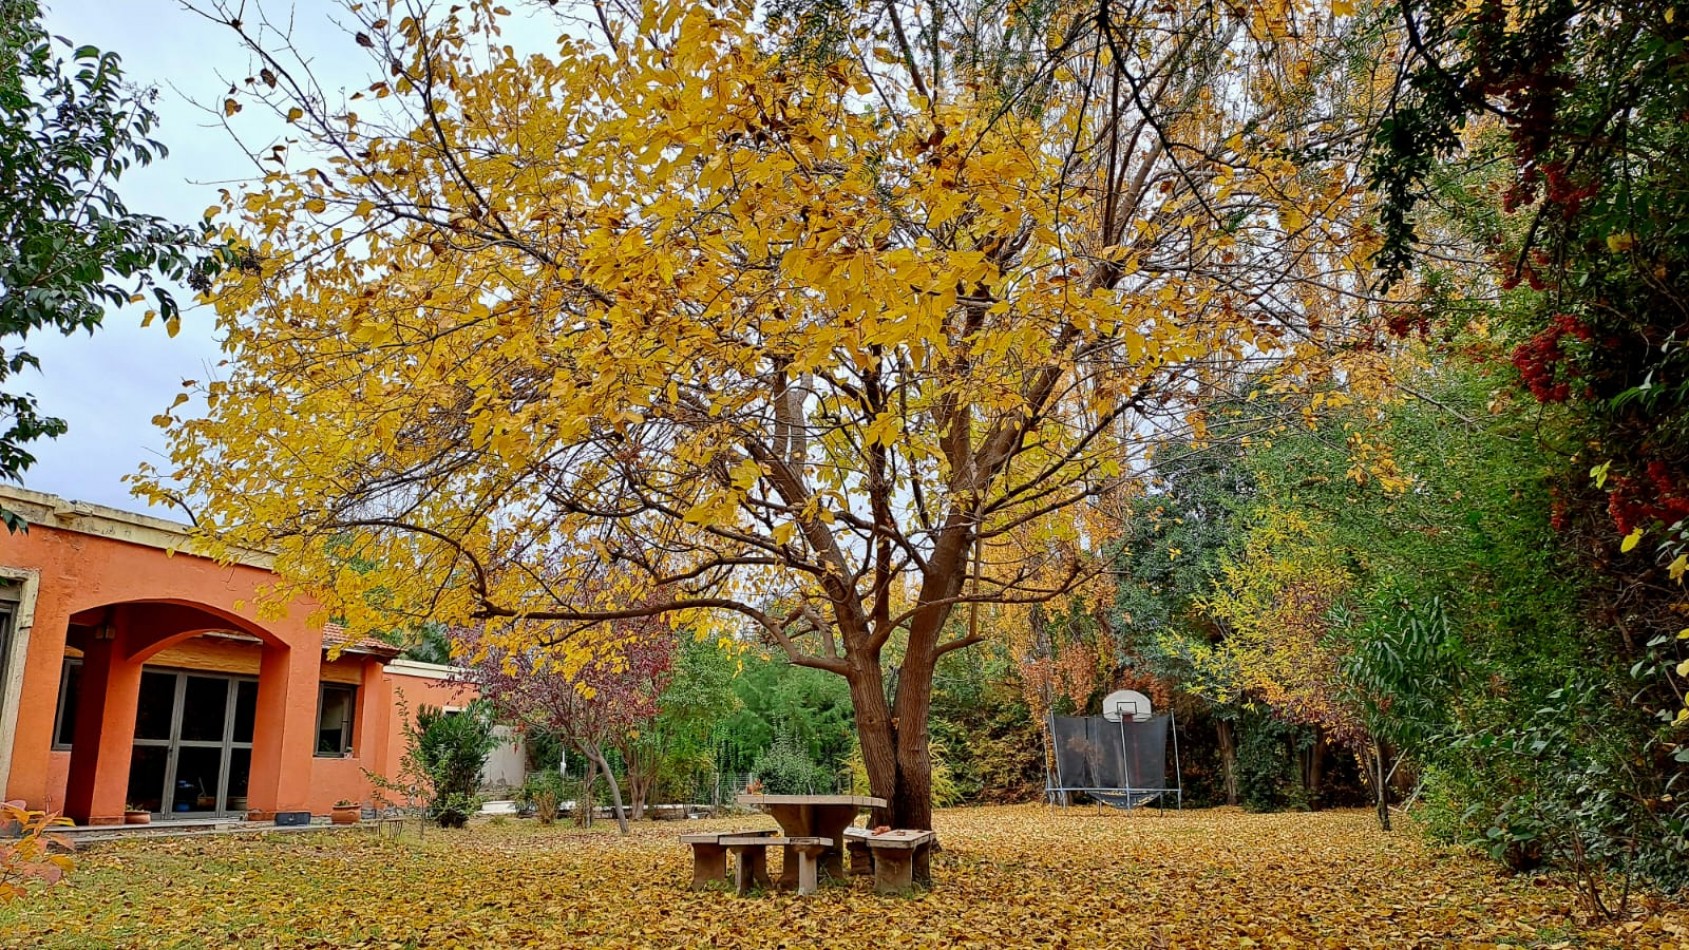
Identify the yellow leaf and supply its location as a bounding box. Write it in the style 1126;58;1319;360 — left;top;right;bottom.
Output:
1621;527;1644;553
223;97;241;117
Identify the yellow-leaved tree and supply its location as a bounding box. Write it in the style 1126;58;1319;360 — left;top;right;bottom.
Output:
147;0;1395;827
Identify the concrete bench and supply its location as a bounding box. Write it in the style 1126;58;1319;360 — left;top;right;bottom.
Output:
842;826;875;876
718;835;834;895
845;828;936;895
680;829;775;890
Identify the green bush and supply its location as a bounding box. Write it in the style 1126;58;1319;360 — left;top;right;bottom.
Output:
519;769;566;824
411;704;496;828
751;734;833;795
1236;711;1312;813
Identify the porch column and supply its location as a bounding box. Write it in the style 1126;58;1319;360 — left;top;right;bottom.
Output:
62;619;142;825
247;640;321;816
355;658;391;801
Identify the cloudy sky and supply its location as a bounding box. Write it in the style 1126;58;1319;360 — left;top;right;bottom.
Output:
20;0;557;518
20;0;340;517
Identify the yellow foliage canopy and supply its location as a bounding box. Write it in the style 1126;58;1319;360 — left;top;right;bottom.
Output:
141;0;1407;820
150;0;1390;639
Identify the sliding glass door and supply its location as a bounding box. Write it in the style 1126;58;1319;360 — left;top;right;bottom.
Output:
126;669;257;816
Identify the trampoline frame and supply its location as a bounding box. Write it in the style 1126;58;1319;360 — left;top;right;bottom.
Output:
1043;704;1183;812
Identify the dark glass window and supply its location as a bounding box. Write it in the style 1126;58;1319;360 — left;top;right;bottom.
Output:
52;659;82;749
316;684;356;756
179;676;230;742
126;746;168;813
0;601;13;696
232;680;258;744
134;671;178;741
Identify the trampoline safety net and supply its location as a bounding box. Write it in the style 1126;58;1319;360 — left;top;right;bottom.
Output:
1050;714;1170;793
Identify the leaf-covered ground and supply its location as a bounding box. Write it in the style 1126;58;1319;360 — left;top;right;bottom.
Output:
4;805;1687;948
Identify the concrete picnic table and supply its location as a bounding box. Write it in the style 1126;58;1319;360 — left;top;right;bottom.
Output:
736;793;886;889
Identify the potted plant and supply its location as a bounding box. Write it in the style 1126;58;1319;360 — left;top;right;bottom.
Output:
330;800;361;825
123;804;150;825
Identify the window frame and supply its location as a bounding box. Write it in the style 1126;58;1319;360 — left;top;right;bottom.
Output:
50;657;82;751
314;682;358;757
0;598;12;700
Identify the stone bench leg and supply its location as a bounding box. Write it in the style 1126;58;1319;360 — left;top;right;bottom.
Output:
795;844;830;896
846;838;873;876
872;849;916;896
913;843;932;886
688;843;728;890
776;843;800;891
730;845;772;895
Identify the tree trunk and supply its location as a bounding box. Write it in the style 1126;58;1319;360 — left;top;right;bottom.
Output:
848;663;905;828
891;661;935;831
1216;719;1239;806
582;742;630;834
620;745;650;822
1305;729;1325;809
578;757;598;828
1372;739;1392;832
847;638;942;831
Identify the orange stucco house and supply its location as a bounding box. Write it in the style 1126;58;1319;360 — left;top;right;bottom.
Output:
0;485;477;825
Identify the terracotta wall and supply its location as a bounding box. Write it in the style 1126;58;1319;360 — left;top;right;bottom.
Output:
45;751;68;813
0;491;327;821
38;655;494;815
0;489;498;821
34;642;405;816
378;664;473;793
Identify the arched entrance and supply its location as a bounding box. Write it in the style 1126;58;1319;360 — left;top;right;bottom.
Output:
59;599;303;825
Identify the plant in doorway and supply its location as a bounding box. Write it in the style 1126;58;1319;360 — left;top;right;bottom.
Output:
122;804;149;825
330;800;361;825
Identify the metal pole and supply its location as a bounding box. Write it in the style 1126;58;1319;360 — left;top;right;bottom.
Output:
1118;713;1131;804
1170;706;1183;811
1045;710;1059;808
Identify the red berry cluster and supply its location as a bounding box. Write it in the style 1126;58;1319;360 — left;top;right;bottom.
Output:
1512;313;1591;402
1541;160;1600;220
1548;487;1569;532
1383;308;1430;339
1605;463;1689;536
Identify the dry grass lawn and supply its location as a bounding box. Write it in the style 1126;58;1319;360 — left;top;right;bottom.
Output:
4;804;1688;948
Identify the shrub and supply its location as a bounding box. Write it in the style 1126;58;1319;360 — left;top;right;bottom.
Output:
411;704;496;828
519;769;565;825
751;734;832;795
1236;712;1312;813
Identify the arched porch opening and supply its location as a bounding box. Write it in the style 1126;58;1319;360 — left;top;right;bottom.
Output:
58;600;317;825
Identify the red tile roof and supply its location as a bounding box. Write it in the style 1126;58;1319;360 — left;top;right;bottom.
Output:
321;622;403;660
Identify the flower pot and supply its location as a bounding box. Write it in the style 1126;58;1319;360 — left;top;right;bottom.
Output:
124;811;151;825
330;805;361;825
